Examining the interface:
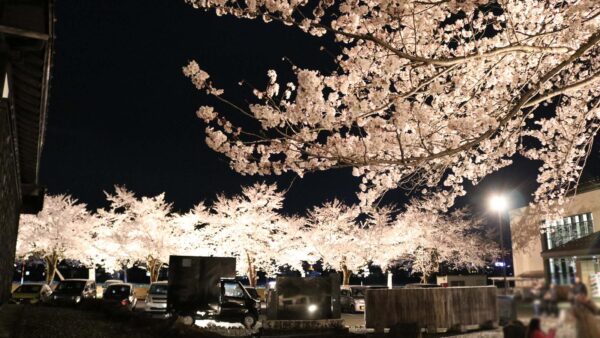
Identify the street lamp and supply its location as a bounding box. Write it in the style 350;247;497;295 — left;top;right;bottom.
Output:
489;194;509;294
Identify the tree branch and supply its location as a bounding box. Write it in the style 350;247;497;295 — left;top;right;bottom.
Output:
523;70;600;108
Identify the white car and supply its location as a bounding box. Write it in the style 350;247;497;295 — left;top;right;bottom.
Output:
145;281;168;314
340;285;386;313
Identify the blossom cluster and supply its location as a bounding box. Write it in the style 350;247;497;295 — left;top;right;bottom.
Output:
183;0;600;222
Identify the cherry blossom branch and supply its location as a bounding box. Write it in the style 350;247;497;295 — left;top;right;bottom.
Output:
522;70;600;108
318;24;572;66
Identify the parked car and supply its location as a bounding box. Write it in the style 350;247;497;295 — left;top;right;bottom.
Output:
51;279;96;305
104;279;123;286
145;281;168;314
102;279;124;298
103;283;137;311
340;285;387;313
9;283;52;304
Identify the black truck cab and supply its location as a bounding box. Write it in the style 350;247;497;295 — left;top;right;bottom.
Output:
167;256;259;328
214;278;260;326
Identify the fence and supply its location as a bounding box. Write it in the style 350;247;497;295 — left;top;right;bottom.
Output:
365;286;498;332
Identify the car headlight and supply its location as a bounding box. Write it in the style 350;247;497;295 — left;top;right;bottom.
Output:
75;296;81;303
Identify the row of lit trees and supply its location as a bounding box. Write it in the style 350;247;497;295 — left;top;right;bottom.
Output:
16;184;497;286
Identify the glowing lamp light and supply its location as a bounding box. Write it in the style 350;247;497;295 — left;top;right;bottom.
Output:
489;194;508;212
307;304;318;313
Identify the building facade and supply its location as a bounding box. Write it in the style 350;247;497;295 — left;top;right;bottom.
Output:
0;0;53;304
509;183;600;296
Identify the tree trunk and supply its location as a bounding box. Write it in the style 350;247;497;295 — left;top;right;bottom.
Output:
246;251;257;287
44;252;61;284
123;266;128;283
147;256;162;283
420;273;429;284
341;265;351;286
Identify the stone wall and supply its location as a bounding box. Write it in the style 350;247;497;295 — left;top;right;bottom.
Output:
0;100;20;304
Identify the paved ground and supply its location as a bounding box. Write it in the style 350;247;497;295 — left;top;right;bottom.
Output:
3;301;599;337
0;303;222;338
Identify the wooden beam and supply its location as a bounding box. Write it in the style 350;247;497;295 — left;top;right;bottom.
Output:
0;25;49;41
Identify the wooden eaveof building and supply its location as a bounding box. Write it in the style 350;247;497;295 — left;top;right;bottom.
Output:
0;0;54;304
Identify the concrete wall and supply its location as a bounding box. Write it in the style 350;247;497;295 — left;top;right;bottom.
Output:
0;101;21;304
509;189;600;281
509;207;545;278
560;189;600;233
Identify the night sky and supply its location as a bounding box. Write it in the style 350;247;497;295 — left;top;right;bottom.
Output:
42;0;599;223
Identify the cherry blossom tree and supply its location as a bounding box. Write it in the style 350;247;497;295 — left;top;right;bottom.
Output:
358;205;417;271
303;199;364;285
397;204;498;283
192;183;297;287
183;0;600;218
16;195;95;283
97;186;185;282
94;187;141;280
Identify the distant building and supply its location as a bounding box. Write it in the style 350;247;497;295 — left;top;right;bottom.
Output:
0;0;54;303
509;180;600;296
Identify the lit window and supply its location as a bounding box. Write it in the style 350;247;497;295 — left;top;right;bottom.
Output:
1;74;8;99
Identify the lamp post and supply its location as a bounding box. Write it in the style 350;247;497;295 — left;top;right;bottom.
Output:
489;194;508;294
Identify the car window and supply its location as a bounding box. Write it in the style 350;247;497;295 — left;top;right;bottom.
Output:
105;285;131;299
224;282;245;298
14;285;42;293
57;282;85;291
246;288;260;299
341;290;349;296
149;284;168;295
351;288;366;297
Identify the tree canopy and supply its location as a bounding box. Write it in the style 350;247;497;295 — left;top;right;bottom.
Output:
184;0;600;215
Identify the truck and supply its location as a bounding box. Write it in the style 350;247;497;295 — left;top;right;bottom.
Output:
167;255;260;328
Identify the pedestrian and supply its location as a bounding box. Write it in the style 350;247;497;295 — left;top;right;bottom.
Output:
532;281;545;317
525;318;556;338
543;284;558;316
572;293;600;338
570;276;588;299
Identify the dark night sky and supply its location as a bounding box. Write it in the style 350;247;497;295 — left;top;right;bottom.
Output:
42;0;599;222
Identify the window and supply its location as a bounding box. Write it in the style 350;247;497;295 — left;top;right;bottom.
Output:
105;285;131;299
2;74;8;99
223;282;245;298
14;285;41;293
149;284;168;295
545;212;594;249
57;281;85;291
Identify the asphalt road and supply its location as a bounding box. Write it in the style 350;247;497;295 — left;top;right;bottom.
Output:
134;301;366;328
341;313;366;328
